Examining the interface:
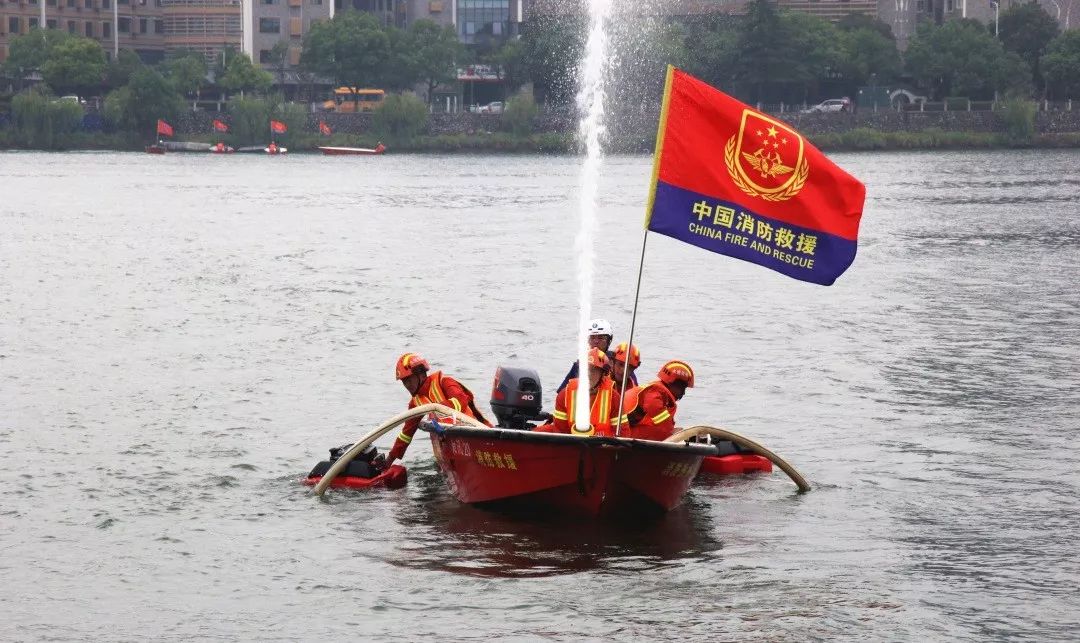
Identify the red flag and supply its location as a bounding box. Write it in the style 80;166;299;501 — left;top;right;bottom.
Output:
212;119;229;133
645;67;865;286
156;119;174;137
318;120;332;136
270;120;288;134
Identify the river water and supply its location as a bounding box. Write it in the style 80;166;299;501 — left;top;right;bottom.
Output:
1;149;1078;640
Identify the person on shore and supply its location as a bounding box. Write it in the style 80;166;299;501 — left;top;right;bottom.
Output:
611;342;641;397
556;318;616;394
615;360;694;440
385;353;490;464
539;348;619;437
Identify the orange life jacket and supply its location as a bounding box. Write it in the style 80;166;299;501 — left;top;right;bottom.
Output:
552;377;618;436
411;371;483;426
615;381;677;439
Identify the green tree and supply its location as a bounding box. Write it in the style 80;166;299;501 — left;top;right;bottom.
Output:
104;67;182;136
502;89;538;135
42;36;107;97
837;13;895;40
105;49;143;89
1042;31;1080;99
372;93;428;140
2;29;72;90
166;50;209;99
408;19;462;102
220;52;273;96
998;2;1060;93
683;16;741;90
905;20;1031;99
780;12;843;102
226;97;272;144
521;12;585;106
838;26;902;87
490;39;529;95
301;12;391;103
383;26;419;92
10;88;84;149
268;41;290;86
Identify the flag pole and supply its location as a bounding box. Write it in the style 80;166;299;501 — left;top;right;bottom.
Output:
614;64;674;437
614;230;648;436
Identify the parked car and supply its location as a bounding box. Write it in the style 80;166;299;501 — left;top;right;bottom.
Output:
803;98;851;114
478;101;504;114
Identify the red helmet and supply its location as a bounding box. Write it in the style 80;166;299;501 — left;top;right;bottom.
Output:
586;347;610;371
613;342;641;369
658;360;694;387
395;353;430;380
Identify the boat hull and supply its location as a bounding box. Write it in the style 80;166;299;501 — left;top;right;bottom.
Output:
317;146;385;156
426;425;717;516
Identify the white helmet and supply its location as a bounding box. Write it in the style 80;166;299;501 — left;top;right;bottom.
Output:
586;318;614;337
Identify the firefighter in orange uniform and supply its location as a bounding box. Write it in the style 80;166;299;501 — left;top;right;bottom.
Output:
386;353;490;464
615;360;694;441
611;342;641;397
539;348;619;437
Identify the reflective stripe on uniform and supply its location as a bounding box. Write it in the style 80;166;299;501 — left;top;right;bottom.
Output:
651;410;671;424
552;410;568;420
397;431;412;443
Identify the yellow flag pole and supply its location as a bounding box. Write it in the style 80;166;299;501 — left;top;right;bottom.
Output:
615;65;675;437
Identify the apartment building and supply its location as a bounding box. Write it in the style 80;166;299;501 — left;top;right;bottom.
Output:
1;0;165;64
162;0;241;63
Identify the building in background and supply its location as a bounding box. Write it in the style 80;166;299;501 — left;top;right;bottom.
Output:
778;0;878;22
1;0;165;64
247;0;330;74
162;0;241;63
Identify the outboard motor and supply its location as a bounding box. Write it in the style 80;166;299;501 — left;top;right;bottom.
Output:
490;365;547;430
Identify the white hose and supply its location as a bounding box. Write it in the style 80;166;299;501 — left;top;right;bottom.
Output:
311;403;486;497
665;425;811;493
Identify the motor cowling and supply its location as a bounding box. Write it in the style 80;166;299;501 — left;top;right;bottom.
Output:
490;365;544;430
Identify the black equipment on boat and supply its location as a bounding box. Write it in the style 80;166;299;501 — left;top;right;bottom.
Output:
490;365;548;430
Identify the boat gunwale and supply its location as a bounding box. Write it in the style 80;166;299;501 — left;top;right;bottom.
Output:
419;422;721;456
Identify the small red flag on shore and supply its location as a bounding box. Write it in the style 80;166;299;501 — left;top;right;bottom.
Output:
318;120;332;136
270;120;288;134
156;119;174;137
212;119;229;133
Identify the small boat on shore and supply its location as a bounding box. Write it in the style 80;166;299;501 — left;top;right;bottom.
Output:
317;143;386;156
145;144;166;154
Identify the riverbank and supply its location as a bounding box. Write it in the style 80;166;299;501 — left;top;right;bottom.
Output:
3;128;1080;153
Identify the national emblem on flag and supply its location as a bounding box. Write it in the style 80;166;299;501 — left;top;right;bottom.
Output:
318;120;332;136
212;119;229;133
156;119;174;137
270;120;288;134
645;67;865;286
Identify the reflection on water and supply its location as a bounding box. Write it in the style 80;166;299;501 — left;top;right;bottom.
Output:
2;149;1079;640
384;465;720;578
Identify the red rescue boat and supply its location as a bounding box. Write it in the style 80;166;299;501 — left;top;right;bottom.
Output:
426;424;717;516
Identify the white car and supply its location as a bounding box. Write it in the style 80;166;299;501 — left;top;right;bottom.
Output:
804;98;850;113
478;101;504;114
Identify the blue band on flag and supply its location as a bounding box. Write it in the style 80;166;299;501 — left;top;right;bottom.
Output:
647;181;858;286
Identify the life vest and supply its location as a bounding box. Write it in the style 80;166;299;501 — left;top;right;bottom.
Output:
553;377;617;437
614;381;677;439
411;371;483;426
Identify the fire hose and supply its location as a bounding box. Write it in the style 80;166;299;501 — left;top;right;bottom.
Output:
665;425;811;492
310;403;487;497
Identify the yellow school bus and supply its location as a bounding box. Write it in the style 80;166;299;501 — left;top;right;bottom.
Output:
321;88;386;113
